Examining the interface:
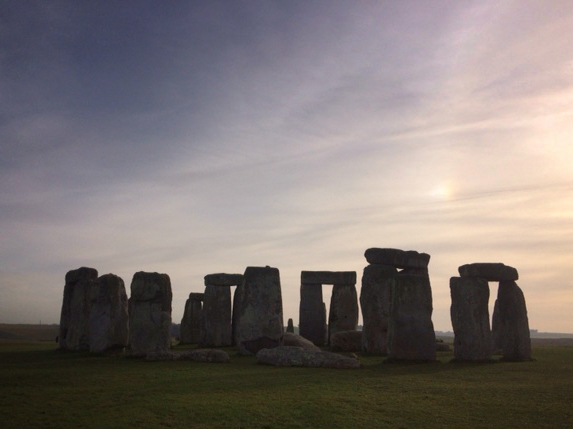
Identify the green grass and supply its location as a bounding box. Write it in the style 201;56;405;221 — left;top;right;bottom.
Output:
1;342;572;428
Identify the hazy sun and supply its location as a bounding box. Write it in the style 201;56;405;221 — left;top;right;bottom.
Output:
430;184;454;200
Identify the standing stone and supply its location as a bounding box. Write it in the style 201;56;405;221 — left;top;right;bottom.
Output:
232;285;241;346
491;298;502;354
387;268;436;361
328;284;359;344
88;274;129;353
128;272;172;357
286;318;294;333
201;285;232;347
299;284;327;346
450;276;492;361
495;280;532;361
59;267;98;351
360;264;396;354
180;293;203;344
234;266;284;355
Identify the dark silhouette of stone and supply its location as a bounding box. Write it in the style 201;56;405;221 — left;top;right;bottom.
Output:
495;280;532;361
330;330;362;352
360;264;396;354
88;273;129;354
200;284;232;347
364;248;430;269
59;267;98;351
180;293;203;344
204;273;244;287
301;271;357;285
458;263;518;281
128;272;172;357
299;283;327;346
328;284;359;343
283;332;321;351
450;276;492;361
387;268;436;361
256;346;360;368
286;318;294;333
233;266;284;355
491;299;502;354
232;284;241;346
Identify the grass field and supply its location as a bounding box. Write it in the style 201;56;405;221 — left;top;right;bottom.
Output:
1;340;572;429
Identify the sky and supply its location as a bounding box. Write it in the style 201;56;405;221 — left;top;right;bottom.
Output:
1;0;572;333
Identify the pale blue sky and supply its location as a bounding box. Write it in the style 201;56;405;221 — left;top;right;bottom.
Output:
1;1;572;331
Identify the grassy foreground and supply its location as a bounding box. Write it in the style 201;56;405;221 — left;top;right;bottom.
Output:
1;342;572;429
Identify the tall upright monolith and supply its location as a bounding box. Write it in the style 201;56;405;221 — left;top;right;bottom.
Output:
201;284;232;347
299;284;327;346
234;266;284;355
59;267;98;351
180;293;203;344
450;276;492;361
128;272;172;357
328;284;359;343
495;280;531;361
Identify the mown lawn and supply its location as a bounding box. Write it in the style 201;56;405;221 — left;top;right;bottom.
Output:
0;342;572;428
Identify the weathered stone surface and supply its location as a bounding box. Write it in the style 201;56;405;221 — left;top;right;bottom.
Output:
301;271;357;285
286;318;294;333
88;274;129;353
328;284;359;343
256;346;360;369
234;266;284;355
330;330;362;352
283;332;321;351
495;280;532;361
491;299;502;354
387;269;436;361
364;248;430;269
128;272;172;357
204;273;244;287
360;264;396;354
458;263;518;281
145;349;230;363
179;293;203;344
299;283;327;346
450;277;492;361
59;267;98;351
200;284;232;347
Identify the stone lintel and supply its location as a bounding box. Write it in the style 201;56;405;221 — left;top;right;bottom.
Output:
458;263;518;281
301;271;357;285
204;273;244;287
364;248;430;269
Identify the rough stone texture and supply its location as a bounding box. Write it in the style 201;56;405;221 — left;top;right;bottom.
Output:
204;273;244;287
328;284;359;344
234;266;284;355
495;280;532;361
450;276;492;361
299;283;327;346
200;284;232;347
364;248;430;269
128;272;172;357
458;263;518;281
360;264;396;354
301;271;356;285
491;299;502;354
256;346;360;369
330;330;362;352
145;349;230;363
387;269;436;361
179;293;203;344
59;267;98;351
88;274;129;353
286;318;294;333
283;332;321;351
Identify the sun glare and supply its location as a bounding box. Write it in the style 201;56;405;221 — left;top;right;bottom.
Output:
430;184;454;200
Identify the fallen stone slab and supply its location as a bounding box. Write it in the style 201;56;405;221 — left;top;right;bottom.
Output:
256;346;360;369
458;263;518;281
364;248;430;269
204;273;244;287
283;332;321;351
330;330;362;352
301;271;357;285
145;349;230;363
